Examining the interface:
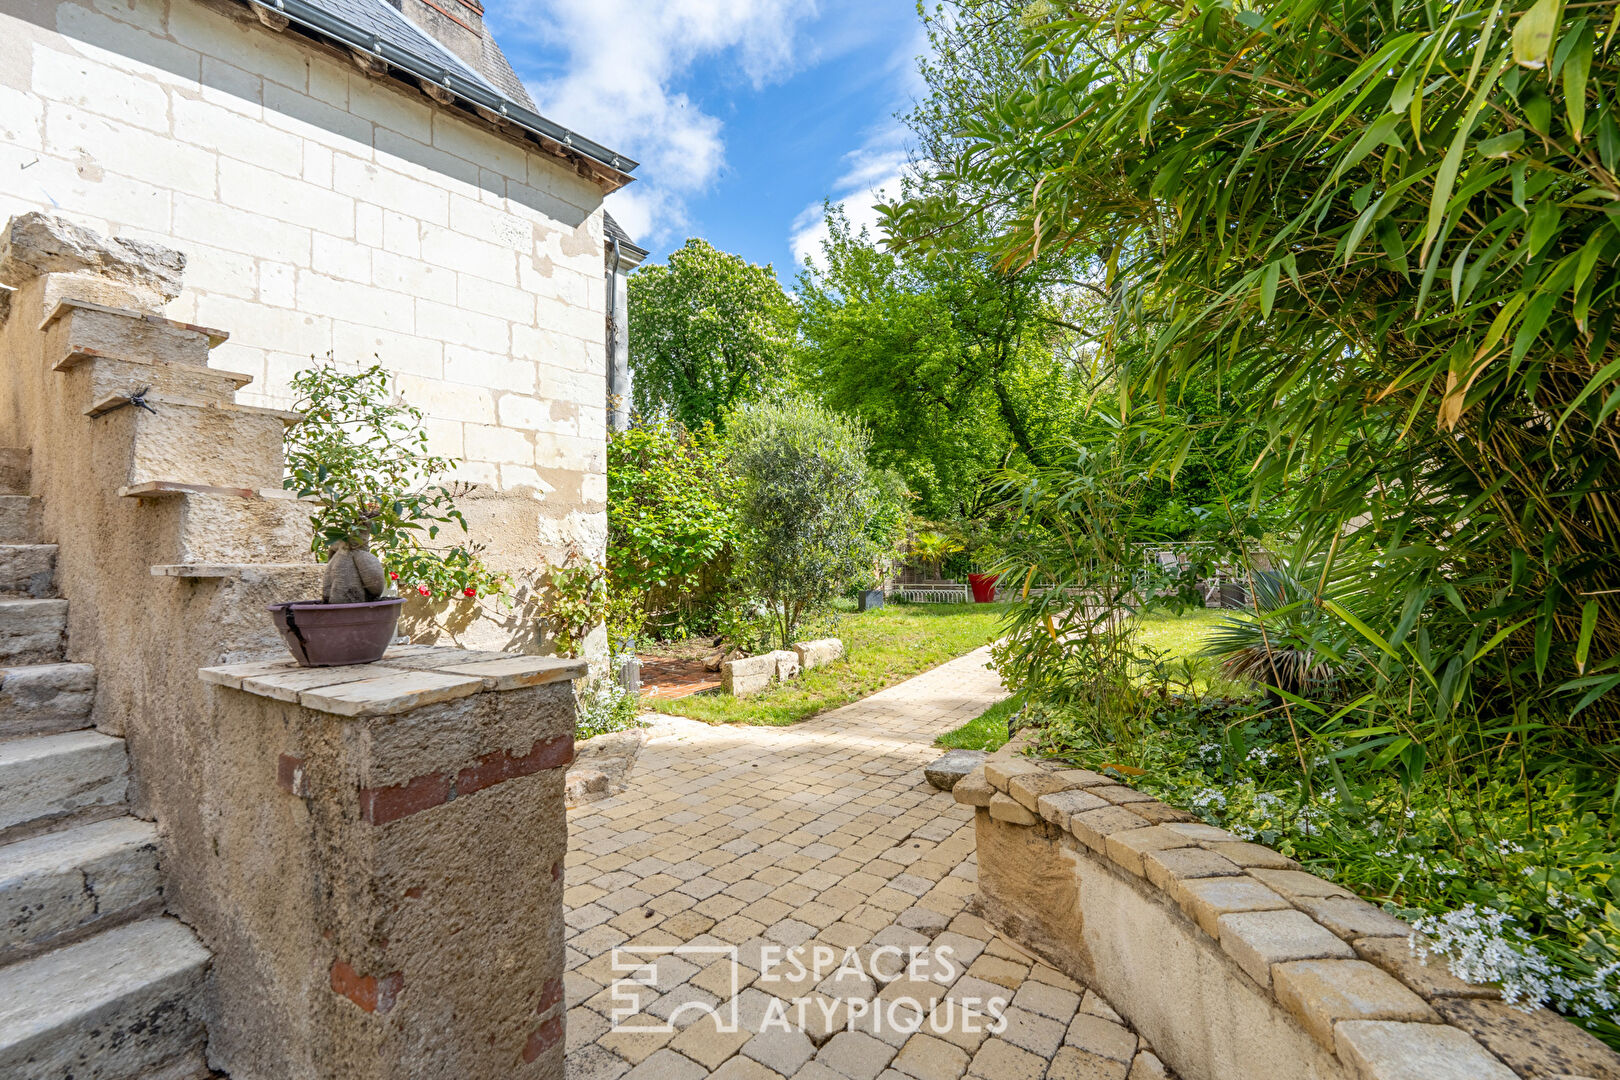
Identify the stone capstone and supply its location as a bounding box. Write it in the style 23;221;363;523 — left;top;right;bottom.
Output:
0;213;184;302
924;749;988;791
793;637;844;670
721;653;777;697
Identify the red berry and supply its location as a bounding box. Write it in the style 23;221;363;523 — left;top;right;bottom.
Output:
389;572;399;580
417;584;430;596
463;587;477;597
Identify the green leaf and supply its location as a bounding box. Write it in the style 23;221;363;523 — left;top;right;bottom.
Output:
1563;27;1592;140
1576;601;1599;673
1513;0;1563;69
1477;129;1525;157
1260;260;1280;317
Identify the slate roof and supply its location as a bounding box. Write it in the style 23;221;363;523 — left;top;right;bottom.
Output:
245;0;635;178
603;212;648;261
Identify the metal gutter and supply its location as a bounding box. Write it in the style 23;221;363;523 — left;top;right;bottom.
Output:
245;0;638;178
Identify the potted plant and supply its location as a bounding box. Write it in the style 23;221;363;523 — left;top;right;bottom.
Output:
271;361;506;666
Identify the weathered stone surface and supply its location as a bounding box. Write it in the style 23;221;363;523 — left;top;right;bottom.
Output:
0;917;209;1078
925;749;988;791
1174;876;1293;938
1068;807;1151;855
1127;1050;1170;1080
1248;867;1354;902
1216;909;1355;988
1271;959;1439;1048
0;662;94;738
440;655;587;690
0;496;39;545
0;213;185;301
1104;826;1193;877
984;756;1044;791
1141;846;1242;891
1433;997;1620;1079
990;791;1039;826
0;816;159;956
722;653;777;697
0;544;55;597
297;670;485;717
1052;768;1115;787
1293;896;1413;941
1007;771;1080;813
1163;822;1242;843
1092;785;1155;806
1036;788;1110;830
771;649;800;682
1352;936;1502;1000
0;730;127;833
1333;1020;1517;1080
952;766;994;807
238;662;401;703
1204;841;1297;870
793;638;844;670
1123;800;1195;825
0;598;67;665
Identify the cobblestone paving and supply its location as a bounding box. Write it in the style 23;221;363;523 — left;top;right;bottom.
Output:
564;647;1172;1080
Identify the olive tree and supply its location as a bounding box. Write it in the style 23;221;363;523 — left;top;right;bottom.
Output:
728;399;885;648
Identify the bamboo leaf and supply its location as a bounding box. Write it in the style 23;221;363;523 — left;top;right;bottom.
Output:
1576;601;1599;673
1513;0;1563;69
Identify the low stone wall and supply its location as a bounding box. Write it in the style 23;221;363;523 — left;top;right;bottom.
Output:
721;638;844;696
956;752;1620;1080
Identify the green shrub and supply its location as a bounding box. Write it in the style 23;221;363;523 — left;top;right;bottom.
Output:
728;399;887;648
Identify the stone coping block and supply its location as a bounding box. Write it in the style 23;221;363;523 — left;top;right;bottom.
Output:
199;645;586;717
958;748;1620;1080
793;637;844;669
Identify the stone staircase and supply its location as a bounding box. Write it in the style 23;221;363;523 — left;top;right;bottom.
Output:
0;467;211;1076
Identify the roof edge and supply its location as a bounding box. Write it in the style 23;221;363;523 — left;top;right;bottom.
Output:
244;0;637;185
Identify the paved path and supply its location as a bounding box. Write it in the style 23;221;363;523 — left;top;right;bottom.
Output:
563;648;1170;1080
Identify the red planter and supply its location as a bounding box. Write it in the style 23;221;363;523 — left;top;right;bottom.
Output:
968;573;1000;603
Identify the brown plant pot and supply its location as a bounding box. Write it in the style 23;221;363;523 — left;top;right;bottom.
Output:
268;597;406;667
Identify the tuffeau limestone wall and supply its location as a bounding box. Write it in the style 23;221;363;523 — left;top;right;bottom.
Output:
0;0;615;652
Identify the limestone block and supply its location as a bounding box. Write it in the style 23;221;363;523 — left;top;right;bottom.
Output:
1271;959;1438;1048
1140;846;1242;891
1067;806;1151;855
771;649;800;682
1207;841;1299;870
1333;1020;1517;1080
951;767;994;808
1215;909;1354;987
1248;867;1355;902
1122;799;1195;824
1036;788;1110;830
793;637;843;670
1352;936;1502;1000
722;653;777;697
0;730;127;832
989;792;1038;826
0;544;55;597
0;598;66;665
925;749;987;791
0;212;185;303
1292;896;1413;941
1431;997;1620;1079
0;816;160;956
1008;771;1079;813
0;662;95;737
44;299;217;370
1173;876;1292;938
1103;825;1194;877
984;756;1044;792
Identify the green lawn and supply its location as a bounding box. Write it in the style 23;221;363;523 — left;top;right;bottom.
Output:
936;607;1232;752
651;600;1014;726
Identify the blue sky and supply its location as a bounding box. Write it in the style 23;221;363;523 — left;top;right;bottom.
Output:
484;0;926;284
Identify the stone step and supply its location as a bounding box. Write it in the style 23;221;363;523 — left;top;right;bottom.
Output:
148;486;313;565
0;663;95;738
118;397;295;493
61;352;254;416
0;544;57;597
0;917;210;1080
0;495;40;544
0;816;160;960
0;598;67;664
0;448;29;496
41;297;225;370
0;730;127;835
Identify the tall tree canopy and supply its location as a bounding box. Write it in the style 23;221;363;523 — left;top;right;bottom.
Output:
627;239;797;431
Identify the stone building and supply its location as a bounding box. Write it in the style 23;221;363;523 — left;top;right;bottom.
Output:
0;0;640;650
0;0;636;1076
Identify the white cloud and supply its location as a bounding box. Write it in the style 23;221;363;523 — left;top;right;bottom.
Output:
789;130;910;270
499;0;820;244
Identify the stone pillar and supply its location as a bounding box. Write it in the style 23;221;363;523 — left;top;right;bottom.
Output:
197;647;584;1080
